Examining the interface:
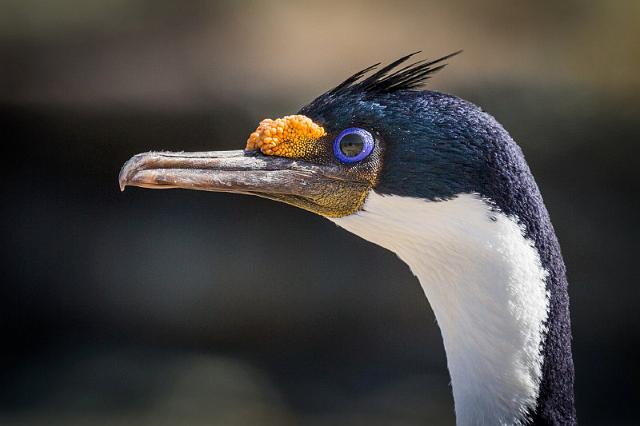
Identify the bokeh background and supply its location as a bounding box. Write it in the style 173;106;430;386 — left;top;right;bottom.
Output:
2;1;638;424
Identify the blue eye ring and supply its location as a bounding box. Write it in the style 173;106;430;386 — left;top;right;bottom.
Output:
333;128;374;164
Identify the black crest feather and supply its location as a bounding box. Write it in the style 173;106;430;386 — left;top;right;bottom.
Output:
328;50;462;97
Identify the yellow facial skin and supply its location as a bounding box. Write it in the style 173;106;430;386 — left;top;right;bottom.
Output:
246;115;326;158
243;114;383;218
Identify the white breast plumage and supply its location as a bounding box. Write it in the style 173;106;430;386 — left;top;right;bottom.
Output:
331;191;550;426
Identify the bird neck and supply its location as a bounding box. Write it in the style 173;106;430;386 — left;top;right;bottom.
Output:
332;191;560;425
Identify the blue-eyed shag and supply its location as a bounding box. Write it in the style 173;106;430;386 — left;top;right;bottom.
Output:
119;52;576;425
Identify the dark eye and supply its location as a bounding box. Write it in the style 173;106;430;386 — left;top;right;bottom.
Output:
333;128;374;164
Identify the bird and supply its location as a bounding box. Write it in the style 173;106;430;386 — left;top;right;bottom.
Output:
119;52;576;425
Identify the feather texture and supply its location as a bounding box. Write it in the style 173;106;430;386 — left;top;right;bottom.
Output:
328;50;461;96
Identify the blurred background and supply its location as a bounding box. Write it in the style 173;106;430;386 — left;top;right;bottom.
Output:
1;1;638;424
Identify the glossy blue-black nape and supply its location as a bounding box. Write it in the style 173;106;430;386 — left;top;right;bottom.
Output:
299;52;576;425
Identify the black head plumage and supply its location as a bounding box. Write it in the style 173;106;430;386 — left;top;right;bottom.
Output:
302;51;461;116
331;50;462;94
299;53;576;423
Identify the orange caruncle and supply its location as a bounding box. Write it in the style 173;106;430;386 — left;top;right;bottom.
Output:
246;115;326;158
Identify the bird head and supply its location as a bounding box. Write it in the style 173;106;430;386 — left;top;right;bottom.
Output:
118;51;576;424
118;51;508;219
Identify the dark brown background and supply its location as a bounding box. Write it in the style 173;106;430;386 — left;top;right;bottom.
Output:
1;1;638;424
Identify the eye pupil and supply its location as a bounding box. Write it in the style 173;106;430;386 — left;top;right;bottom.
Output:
333;127;374;164
339;133;365;157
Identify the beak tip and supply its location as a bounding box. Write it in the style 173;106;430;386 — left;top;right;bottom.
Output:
118;170;128;192
118;151;154;192
118;157;136;192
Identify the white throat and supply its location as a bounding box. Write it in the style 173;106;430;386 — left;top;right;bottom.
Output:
331;191;549;426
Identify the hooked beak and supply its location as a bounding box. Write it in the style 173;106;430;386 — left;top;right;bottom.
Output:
118;150;368;217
